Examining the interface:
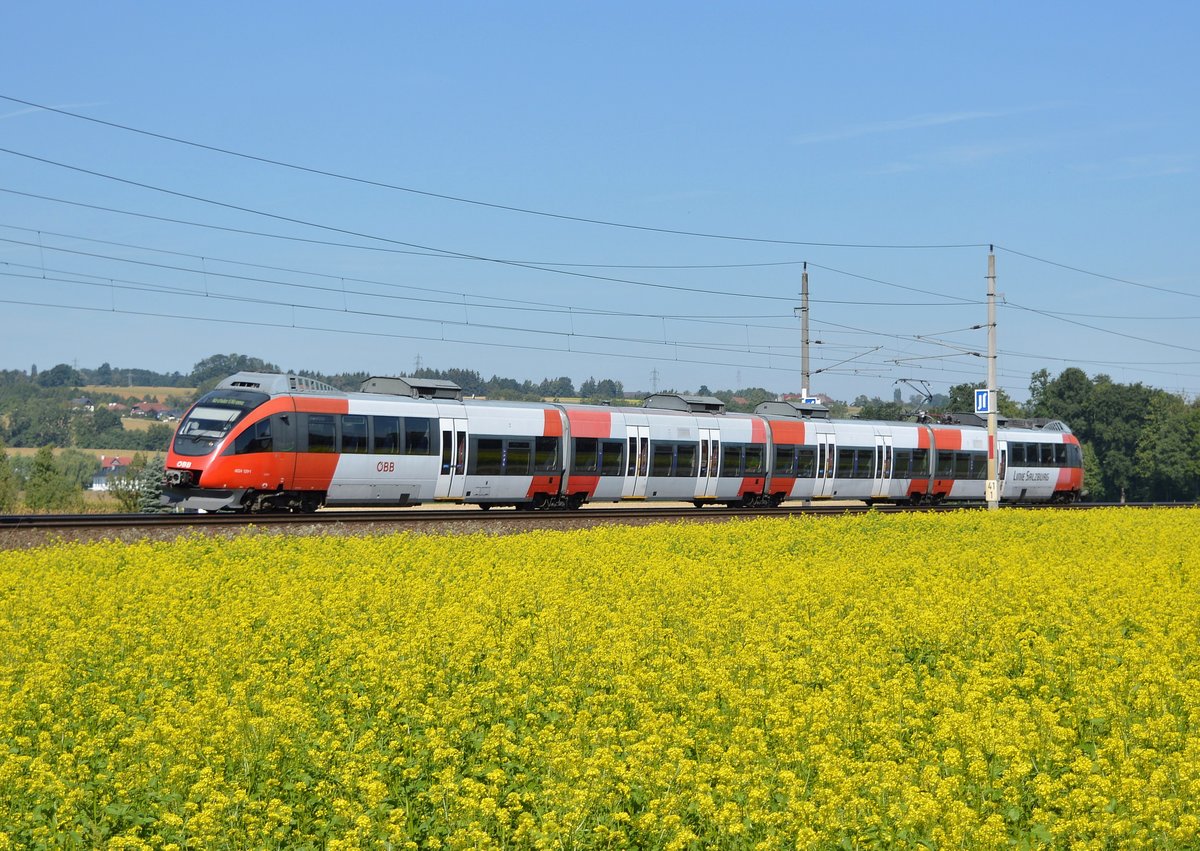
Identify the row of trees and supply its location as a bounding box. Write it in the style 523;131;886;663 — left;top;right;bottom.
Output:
0;442;164;513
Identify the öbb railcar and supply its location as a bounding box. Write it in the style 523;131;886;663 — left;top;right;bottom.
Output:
162;372;1083;513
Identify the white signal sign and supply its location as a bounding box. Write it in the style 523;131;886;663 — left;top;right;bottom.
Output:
974;388;997;415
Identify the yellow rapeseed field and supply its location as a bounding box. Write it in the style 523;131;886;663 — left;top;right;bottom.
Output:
1;508;1198;849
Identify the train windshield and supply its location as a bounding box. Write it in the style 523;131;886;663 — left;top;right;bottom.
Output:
173;389;269;456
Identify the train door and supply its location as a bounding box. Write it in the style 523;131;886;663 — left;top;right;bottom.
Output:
622;424;650;499
997;440;1008;499
872;433;893;500
434;417;468;500
695;427;720;501
815;432;836;499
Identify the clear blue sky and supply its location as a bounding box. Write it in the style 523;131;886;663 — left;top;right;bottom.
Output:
2;2;1197;403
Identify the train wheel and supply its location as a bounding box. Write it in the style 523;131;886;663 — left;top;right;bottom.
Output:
478;504;491;511
567;494;585;510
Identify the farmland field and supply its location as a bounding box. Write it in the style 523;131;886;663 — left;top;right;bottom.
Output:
1;509;1197;849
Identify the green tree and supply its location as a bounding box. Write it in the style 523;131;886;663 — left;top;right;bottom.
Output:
1080;442;1102;501
24;447;81;511
0;440;18;512
136;458;166;513
190;354;280;392
1134;393;1199;501
108;453;149;513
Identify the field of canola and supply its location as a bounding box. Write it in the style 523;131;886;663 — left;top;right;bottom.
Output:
1;508;1198;850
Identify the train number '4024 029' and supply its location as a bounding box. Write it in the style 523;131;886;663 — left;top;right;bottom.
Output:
376;461;395;473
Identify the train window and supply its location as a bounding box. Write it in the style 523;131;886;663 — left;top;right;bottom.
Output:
1067;443;1083;468
627;437;638;476
651;443;674;477
935;452;954;478
722;445;742;477
911;448;929;476
954;452;971;479
835;449;855;479
796;448;817;478
271;414;295;452
341;415;368;454
307;414;337;453
1010;443;1026;465
404;418;434;455
373;416;402;455
893;449;911;478
230;418;272;455
534;437;558;472
676;443;697;477
744;446;764;475
507;440;532;476
1054;444;1068;466
600;440;624;476
1041;443;1055;466
773;445;796;476
573;438;599;473
472;438;504;475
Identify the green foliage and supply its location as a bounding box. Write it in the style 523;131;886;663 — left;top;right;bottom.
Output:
23;447;82;512
0;440;17;512
190;353;281;393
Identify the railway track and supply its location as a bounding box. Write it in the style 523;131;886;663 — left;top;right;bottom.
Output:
0;501;1177;550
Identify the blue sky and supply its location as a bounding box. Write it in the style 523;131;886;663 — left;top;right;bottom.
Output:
1;2;1197;403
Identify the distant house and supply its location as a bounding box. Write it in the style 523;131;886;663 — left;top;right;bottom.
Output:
91;455;135;491
71;396;95;411
106;402;130;413
131;402;169;418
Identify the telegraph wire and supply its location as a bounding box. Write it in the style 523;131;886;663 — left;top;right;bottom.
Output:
0;93;986;251
995;244;1199;300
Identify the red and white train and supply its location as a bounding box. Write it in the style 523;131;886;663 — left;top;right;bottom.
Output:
162;372;1084;513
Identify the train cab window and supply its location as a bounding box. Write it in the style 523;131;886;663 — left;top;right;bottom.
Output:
796;448;817;478
230;417;273;455
373;416;402;454
472;438;504;475
1011;443;1026;465
306;414;337;453
1067;443;1083;468
573;438;599;473
600;440;624;476
534;437;559;472
341;415;368;454
405;418;434;455
507;440;532;475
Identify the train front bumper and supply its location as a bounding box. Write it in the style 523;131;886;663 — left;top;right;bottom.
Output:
161;486;247;513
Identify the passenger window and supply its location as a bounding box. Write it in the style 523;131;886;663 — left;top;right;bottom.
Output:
341;415;368;454
600;440;624;476
507;440;532;476
405;418;433;455
373;416;401;454
307;414;336;453
574;438;599;473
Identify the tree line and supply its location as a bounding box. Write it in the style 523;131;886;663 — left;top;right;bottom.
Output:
1;354;1196;508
